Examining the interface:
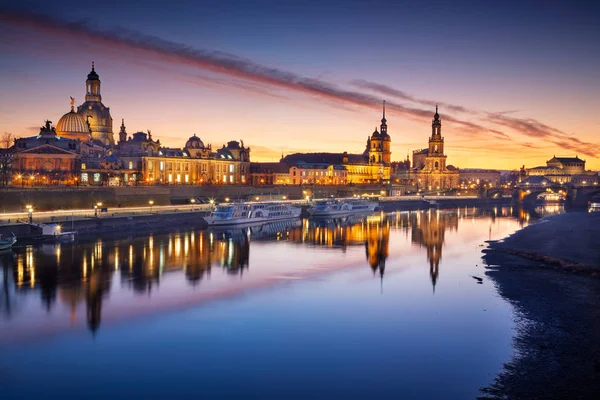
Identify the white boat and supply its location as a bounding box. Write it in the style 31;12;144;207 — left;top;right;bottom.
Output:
308;198;377;217
204;202;302;226
536;192;565;205
0;233;17;251
589;202;600;213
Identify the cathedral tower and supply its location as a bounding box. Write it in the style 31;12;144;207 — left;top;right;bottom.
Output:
368;101;392;165
77;63;114;147
425;105;446;171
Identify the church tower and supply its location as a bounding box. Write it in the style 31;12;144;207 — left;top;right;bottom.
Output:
425;105;446;171
77;62;114;147
368;101;391;165
118;119;127;144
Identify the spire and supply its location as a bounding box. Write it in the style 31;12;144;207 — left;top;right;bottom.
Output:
380;100;388;136
92;61;95;71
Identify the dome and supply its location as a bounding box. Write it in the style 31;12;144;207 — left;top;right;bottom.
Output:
381;132;391;141
371;128;381;139
185;134;204;149
87;62;99;81
56;110;90;141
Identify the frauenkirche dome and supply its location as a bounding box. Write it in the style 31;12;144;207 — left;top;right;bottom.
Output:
56;98;91;141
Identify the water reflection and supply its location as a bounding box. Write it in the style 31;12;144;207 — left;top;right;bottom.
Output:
0;207;521;336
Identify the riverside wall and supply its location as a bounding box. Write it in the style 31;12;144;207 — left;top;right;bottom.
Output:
0;185;390;212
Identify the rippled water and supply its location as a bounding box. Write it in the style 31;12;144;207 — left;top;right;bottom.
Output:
0;207;530;399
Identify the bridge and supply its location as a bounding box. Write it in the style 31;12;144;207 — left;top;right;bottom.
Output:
513;176;600;207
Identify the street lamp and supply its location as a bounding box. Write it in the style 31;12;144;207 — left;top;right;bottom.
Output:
94;202;103;217
25;204;33;224
149;200;154;212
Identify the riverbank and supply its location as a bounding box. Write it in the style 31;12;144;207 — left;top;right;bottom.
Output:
480;212;600;399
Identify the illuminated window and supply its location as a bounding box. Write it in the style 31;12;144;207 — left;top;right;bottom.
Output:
159;161;164;171
185;174;189;183
128;161;133;169
229;175;233;183
81;173;88;182
81;163;86;170
168;173;173;182
148;162;153;171
241;175;245;183
93;173;100;182
229;164;234;173
176;174;181;182
222;175;227;183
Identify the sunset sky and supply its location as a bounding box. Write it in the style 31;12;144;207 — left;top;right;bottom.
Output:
1;0;599;169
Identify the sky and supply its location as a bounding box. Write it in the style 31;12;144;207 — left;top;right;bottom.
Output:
1;0;599;169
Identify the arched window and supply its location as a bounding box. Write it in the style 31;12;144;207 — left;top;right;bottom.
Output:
435;161;439;169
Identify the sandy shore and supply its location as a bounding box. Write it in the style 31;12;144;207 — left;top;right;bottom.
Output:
480;212;600;399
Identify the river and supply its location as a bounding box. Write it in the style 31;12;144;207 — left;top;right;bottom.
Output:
0;207;537;399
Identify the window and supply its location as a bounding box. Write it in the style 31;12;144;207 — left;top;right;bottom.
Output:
185;174;189;183
81;163;86;170
168;174;172;183
93;173;100;182
159;161;164;171
229;175;234;183
222;175;227;183
81;173;88;182
229;164;234;173
176;174;181;183
148;162;153;171
128;161;133;170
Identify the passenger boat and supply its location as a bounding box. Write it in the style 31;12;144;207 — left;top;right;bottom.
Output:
536;192;565;205
204;202;302;226
308;198;377;217
589;202;600;213
0;233;17;251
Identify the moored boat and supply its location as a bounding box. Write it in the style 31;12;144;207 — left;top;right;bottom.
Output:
204;201;302;226
308;198;377;217
0;233;17;251
589;202;600;213
32;223;78;243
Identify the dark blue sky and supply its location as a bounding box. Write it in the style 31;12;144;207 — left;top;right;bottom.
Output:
1;0;599;167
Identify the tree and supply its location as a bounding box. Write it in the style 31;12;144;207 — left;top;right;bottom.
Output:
0;132;13;149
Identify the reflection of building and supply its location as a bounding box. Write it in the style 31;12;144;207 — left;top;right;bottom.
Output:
281;103;391;184
410;210;458;290
410;107;459;191
365;218;389;282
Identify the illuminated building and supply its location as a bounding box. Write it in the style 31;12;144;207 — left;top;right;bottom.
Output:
526;156;596;184
281;102;392;184
410;107;459;191
76;63;114;146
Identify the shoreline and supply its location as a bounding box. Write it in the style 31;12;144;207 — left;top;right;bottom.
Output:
480;212;600;399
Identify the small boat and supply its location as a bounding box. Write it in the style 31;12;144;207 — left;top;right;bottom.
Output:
33;223;78;243
204;201;302;226
0;233;17;251
308;198;377;217
589;202;600;213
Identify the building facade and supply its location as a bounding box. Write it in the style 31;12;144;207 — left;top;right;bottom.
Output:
410;107;459;191
281;103;391;184
527;156;596;184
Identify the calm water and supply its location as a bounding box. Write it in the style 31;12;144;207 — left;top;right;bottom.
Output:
0;207;533;399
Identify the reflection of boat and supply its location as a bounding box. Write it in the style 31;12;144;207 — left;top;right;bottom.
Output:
310;211;373;227
536;192;565;204
308;199;377;217
204;202;302;226
209;219;302;240
0;233;17;251
589;202;600;212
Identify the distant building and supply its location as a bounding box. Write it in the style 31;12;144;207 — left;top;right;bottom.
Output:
527;156;595;184
459;169;501;188
281;102;391;184
410;107;459;191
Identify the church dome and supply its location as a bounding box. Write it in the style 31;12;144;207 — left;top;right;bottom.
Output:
371;128;381;139
56;108;90;141
185;134;204;149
